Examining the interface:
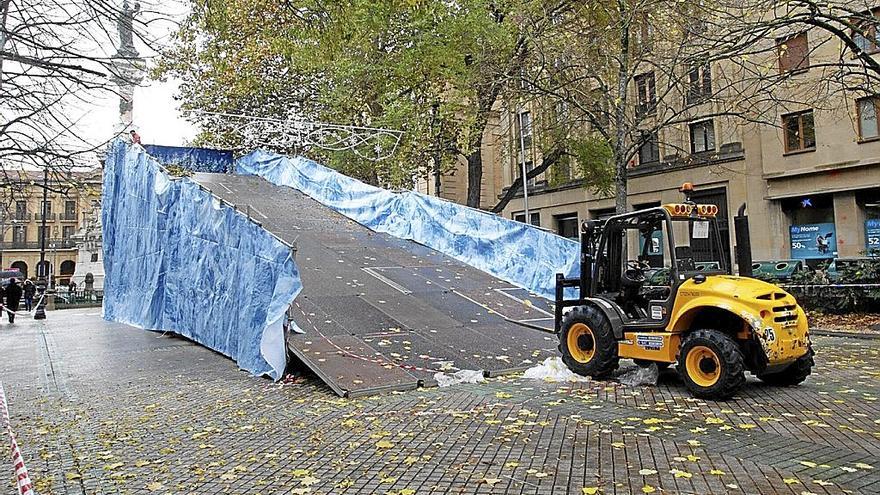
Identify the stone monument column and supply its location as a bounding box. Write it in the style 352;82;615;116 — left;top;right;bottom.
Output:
112;0;145;131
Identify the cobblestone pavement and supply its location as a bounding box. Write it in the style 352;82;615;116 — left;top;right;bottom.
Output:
1;309;879;494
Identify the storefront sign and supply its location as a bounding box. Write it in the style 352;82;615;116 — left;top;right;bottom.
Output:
866;219;880;252
790;223;837;259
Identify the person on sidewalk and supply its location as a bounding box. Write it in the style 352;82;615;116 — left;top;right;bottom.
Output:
5;278;22;324
23;279;35;312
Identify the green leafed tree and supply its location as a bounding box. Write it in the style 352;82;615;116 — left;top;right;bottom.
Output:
160;0;567;207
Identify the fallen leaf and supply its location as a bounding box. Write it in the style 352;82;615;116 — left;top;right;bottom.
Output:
783;478;801;485
670;468;692;479
642;485;656;494
799;461;817;468
65;472;82;480
146;482;164;492
709;469;725;476
375;440;394;449
582;488;600;494
638;469;658;476
481;478;502;485
300;476;320;486
380;477;396;484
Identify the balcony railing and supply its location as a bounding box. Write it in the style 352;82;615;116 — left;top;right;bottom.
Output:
60;212;78;221
1;238;76;250
7;213;31;222
35;212;57;221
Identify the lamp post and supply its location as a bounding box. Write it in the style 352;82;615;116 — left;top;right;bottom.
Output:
34;167;48;320
518;111;531;224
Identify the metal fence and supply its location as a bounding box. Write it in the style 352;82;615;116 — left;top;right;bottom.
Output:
51;290;103;309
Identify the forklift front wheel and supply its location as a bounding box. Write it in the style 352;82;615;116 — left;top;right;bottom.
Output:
677;329;746;400
558;306;619;378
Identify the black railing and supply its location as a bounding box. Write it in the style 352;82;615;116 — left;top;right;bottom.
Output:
35;212;56;221
60;212;78;221
1;238;76;249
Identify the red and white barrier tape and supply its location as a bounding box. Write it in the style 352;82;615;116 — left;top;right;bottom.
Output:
0;383;35;495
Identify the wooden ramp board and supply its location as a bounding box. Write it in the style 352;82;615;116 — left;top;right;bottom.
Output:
192;173;558;396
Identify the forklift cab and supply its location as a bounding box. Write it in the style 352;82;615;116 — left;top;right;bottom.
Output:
591;203;728;328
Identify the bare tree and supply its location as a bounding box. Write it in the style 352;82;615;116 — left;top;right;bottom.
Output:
0;0;173;174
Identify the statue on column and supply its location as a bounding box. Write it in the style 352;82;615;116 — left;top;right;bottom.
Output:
112;0;144;129
115;0;140;58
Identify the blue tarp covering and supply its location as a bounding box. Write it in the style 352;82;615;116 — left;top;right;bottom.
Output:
237;151;580;299
102;142;301;380
143;144;233;173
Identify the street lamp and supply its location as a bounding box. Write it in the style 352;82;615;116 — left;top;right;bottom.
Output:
518;111;531;224
34;167;48;320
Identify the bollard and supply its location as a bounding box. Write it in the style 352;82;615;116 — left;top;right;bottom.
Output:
33;278;47;320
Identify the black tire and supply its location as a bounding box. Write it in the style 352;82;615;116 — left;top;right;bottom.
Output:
757;347;815;386
676;329;746;400
558;305;619;377
634;359;671;370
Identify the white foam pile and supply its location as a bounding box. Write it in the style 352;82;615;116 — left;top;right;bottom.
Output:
434;369;486;387
522;357;591;383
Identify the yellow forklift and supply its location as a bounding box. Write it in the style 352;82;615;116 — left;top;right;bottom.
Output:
554;183;813;399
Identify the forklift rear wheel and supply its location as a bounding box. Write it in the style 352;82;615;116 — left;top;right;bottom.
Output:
757;346;814;386
677;329;745;400
558;305;619;377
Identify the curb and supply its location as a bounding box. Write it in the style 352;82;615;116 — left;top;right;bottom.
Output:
810;328;880;340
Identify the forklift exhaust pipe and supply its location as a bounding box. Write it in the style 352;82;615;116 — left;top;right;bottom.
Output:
734;203;753;277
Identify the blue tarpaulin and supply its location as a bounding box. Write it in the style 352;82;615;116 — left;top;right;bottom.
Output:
237;151;580;299
102;142;301;380
143;144;233;173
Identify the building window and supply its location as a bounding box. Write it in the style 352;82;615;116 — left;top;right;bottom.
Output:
14;201;26;221
635;72;656;117
39;200;52;220
12;226;26;244
686;63;712;104
689;120;716;153
514;212;541;227
638;131;660;164
782;110;816;152
857;96;880;140
516;111;532;151
64;200;76;219
853;8;880;54
555;214;579;239
62;225;75;240
777;32;810;73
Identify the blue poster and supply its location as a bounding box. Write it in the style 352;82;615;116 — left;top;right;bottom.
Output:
866;219;880;252
790;223;837;259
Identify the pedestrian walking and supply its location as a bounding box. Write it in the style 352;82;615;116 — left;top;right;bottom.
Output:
23;279;35;312
5;278;22;324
